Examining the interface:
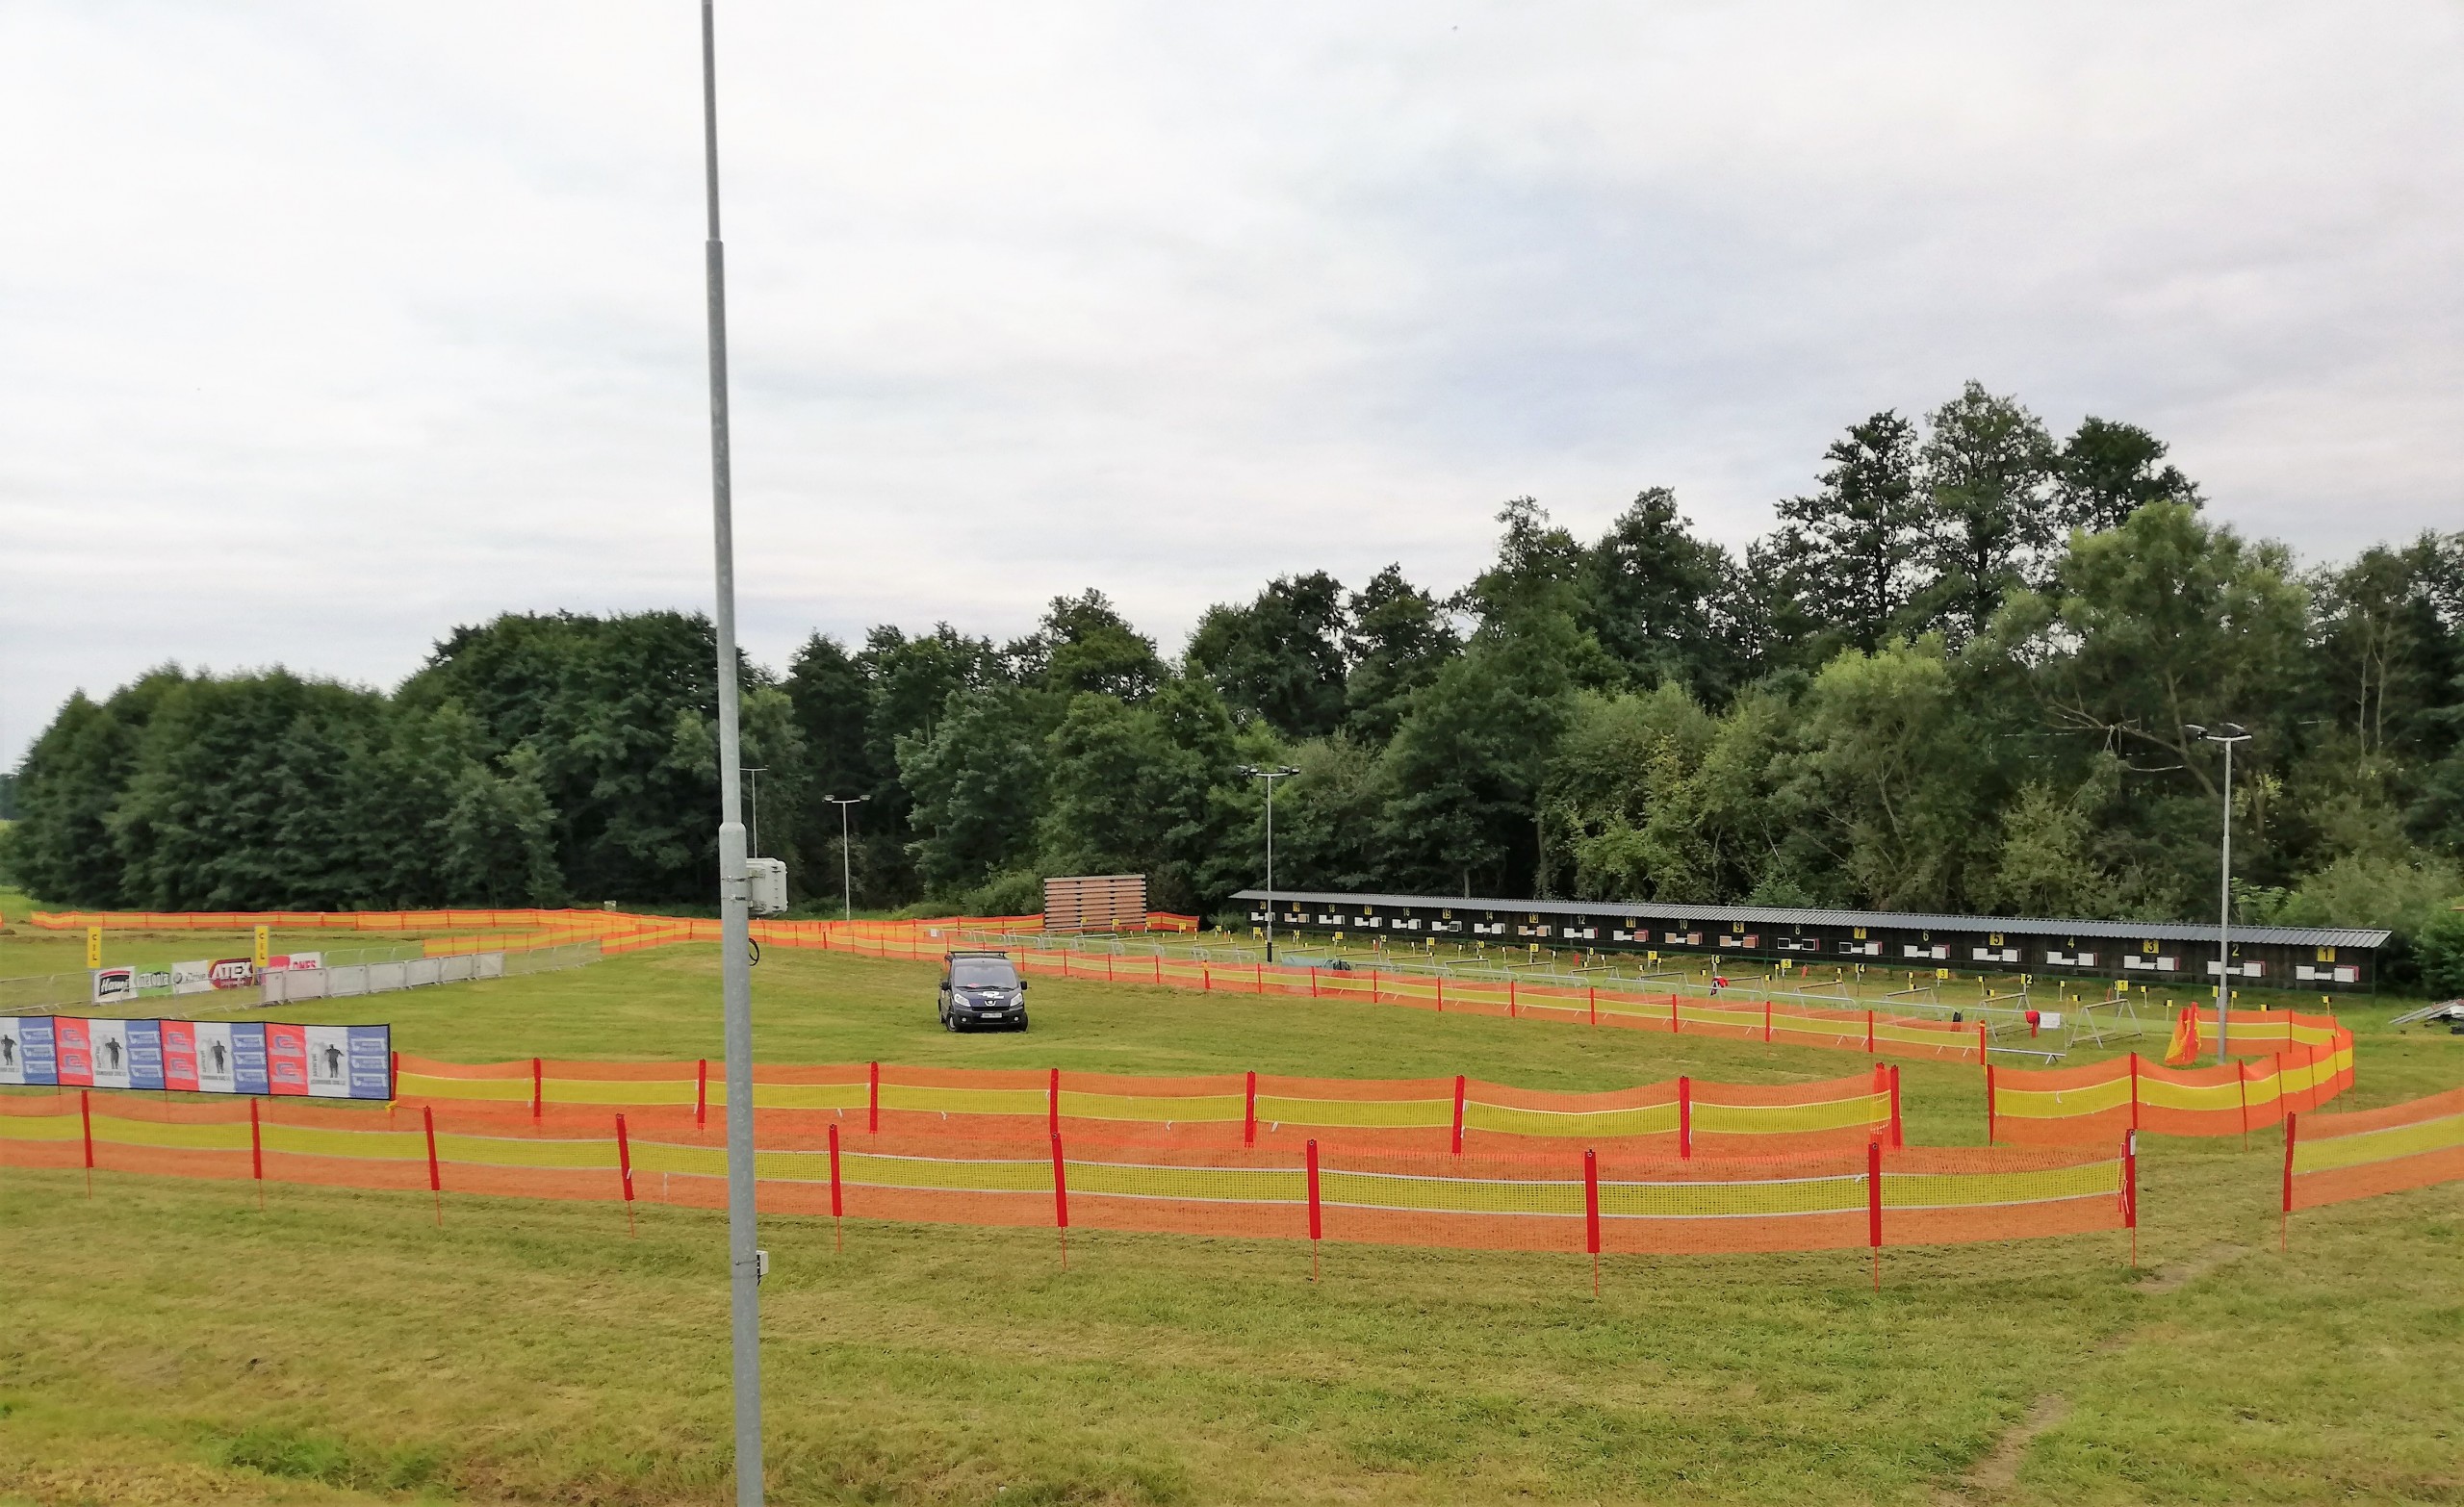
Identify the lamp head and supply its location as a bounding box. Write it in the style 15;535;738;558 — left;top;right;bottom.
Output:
2183;724;2205;739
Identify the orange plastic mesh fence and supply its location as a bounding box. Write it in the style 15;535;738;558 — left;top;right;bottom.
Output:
1989;1016;2354;1145
2288;1086;2464;1211
393;1056;1898;1155
0;1094;2126;1257
34;908;1992;1068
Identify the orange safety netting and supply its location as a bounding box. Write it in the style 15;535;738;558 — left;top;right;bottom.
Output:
2285;1086;2464;1212
392;1056;1907;1158
0;1092;2129;1261
30;908;1988;1066
1987;1013;2353;1145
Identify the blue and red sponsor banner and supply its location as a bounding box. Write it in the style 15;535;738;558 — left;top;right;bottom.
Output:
0;1016;389;1100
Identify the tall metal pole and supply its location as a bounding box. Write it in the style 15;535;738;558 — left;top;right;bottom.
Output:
1264;777;1276;963
826;796;864;921
2217;736;2233;1065
698;3;762;1501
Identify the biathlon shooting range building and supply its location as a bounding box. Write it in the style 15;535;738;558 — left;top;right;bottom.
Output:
1233;889;2390;993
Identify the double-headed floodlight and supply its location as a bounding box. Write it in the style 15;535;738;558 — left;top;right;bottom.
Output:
1239;765;1303;960
2184;723;2251;1064
825;796;867;920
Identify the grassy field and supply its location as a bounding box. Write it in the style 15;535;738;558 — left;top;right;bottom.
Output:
3;911;2462;1505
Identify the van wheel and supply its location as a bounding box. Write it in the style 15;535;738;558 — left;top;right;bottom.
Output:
1015;1014;1030;1032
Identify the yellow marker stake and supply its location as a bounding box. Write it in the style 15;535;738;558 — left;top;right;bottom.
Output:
87;926;103;970
253;925;270;968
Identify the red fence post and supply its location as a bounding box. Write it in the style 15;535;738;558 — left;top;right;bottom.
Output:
828;1122;844;1249
1985;1064;1997;1146
1507;979;1516;1017
389;1050;399;1102
616;1113;636;1237
1866;1138;1884;1291
1305;1137;1322;1281
1450;1075;1467;1155
2280;1111;2297;1252
248;1098;265;1205
1244;1070;1258;1147
1048;1068;1061;1138
867;1060;880;1135
1976;1022;1988;1064
1310;967;1319;999
2129;1052;2141;1132
1888;1065;1903;1149
1669;995;1680;1034
531;1058;543;1119
1583;1147;1602;1295
2237;1064;2250;1149
79;1089;93;1193
1588;985;1597;1027
2121;1129;2138;1268
1678;1076;1693;1159
1865;1009;1875;1054
1436;978;1444;1012
695;1059;708;1129
1050;1132;1071;1269
1763;999;1772;1043
423;1105;442;1226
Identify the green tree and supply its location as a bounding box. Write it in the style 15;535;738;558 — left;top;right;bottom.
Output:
897;686;1053;893
1040;676;1240;911
1802;636;1993;910
2054;416;2200;533
1915;382;2058;641
7;669;191;906
1764;412;1925;663
1185;573;1348;738
1011;590;1165;701
1579;488;1741;699
1342;565;1459;743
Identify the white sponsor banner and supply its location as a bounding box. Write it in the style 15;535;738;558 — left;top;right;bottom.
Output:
87;1018;134;1090
92;968;138;1006
192;1022;238;1092
304;1025;352;1099
0;1016;26;1086
266;952;324;974
171;959;215;996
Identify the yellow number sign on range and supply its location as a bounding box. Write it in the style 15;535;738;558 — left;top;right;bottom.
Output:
253;925;270;968
87;926;102;969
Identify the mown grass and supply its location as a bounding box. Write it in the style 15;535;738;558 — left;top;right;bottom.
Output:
3;924;2462;1504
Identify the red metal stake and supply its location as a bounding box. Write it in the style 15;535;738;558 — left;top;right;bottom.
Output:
616;1112;635;1238
1677;1077;1692;1160
829;1122;844;1251
1050;1132;1070;1270
868;1060;880;1134
1583;1148;1602;1296
249;1098;265;1211
695;1058;707;1129
531;1057;543;1119
1450;1075;1467;1155
1244;1070;1258;1147
423;1105;442;1227
1867;1138;1884;1292
1306;1137;1322;1283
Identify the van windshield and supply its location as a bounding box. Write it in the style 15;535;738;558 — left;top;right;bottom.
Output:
951;958;1019;988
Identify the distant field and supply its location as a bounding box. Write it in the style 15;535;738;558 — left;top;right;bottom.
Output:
3;917;2462;1505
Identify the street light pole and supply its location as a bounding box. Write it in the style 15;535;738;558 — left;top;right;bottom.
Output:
743;767;766;857
826;796;867;921
696;4;763;1502
2185;723;2251;1066
1239;765;1301;961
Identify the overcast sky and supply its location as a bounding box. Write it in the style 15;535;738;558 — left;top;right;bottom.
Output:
4;2;2460;767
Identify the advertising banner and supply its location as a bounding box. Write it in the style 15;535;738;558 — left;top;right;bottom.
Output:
266;953;324;974
56;1016;93;1086
0;1016;384;1099
91;967;137;1007
266;1022;310;1095
171;960;215;996
0;1017;59;1086
86;1019;134;1090
208;958;257;990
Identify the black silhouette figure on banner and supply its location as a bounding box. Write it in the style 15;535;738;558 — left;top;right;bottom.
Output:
319;1042;345;1081
102;1036;124;1071
210;1039;229;1077
1;1034;16;1068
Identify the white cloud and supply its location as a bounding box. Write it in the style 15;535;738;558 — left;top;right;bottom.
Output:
4;1;2460;762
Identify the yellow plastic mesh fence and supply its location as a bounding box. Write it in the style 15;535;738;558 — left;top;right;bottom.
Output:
392;1056;1905;1157
0;1092;2128;1260
2286;1086;2464;1212
29;908;1987;1066
1988;1014;2354;1145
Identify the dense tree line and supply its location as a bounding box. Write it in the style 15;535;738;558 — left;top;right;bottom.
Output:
8;383;2464;984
